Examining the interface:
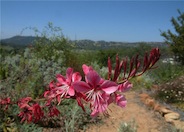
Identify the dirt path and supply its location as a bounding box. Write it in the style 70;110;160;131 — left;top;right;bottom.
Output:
84;91;175;132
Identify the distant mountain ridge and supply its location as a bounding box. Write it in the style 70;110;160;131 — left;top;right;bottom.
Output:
1;36;36;47
1;35;166;49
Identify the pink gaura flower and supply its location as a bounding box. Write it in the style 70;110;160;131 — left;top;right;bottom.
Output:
18;97;44;123
18;97;33;123
18;105;33;123
18;97;32;108
115;94;127;108
32;103;44;122
116;81;132;107
0;97;11;110
73;66;118;117
108;93;127;108
48;106;60;117
0;97;11;105
56;67;82;96
118;81;133;92
107;81;132;109
44;68;82;104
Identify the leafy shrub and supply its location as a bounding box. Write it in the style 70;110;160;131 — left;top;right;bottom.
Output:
154;75;184;104
62;103;93;132
18;123;43;132
0;46;66;131
0;47;64;98
97;49;116;67
130;74;154;90
90;61;108;79
0;47;102;131
118;120;137;132
150;62;184;83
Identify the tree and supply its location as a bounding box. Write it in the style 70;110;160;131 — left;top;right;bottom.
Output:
161;10;184;64
132;43;152;58
30;22;72;66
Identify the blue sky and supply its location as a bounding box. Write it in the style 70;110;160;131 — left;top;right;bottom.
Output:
1;1;184;42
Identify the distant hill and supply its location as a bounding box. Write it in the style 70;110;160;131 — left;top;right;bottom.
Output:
71;40;166;50
1;36;36;48
1;35;166;50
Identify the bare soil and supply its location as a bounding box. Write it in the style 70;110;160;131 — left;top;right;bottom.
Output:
84;91;177;132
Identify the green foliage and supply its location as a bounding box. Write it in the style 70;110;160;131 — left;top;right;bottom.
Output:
46;100;96;132
90;61;109;79
97;49;116;67
0;23;102;131
95;43;153;68
0;117;19;132
161;10;184;64
0;48;64;99
154;75;184;104
142;61;184;109
28;22;71;66
0;49;100;131
0;45;14;56
130;74;154;90
64;103;87;132
18;123;43;132
132;43;152;58
118;120;137;132
150;62;184;84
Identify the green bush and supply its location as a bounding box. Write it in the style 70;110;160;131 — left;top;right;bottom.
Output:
118;120;137;132
150;62;184;84
0;23;103;131
154;75;184;104
130;74;154;90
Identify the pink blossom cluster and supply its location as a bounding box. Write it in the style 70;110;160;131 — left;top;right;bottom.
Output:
0;48;160;123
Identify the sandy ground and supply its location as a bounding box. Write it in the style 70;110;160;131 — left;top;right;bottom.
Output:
84;91;175;132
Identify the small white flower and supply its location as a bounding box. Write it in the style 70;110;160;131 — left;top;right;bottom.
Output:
124;123;128;127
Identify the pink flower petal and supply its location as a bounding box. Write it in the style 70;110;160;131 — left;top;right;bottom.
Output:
91;109;99;117
96;98;108;113
72;72;82;82
43;91;50;97
86;71;101;88
116;95;127;108
100;80;118;94
57;95;61;104
73;81;92;93
68;86;75;96
118;81;132;92
66;68;73;83
108;94;114;104
75;92;86;112
82;64;93;75
49;81;55;90
56;74;66;83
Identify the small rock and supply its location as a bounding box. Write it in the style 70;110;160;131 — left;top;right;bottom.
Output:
153;104;161;112
164;112;180;122
139;93;150;103
164;116;174;124
158;107;173;115
145;98;155;108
